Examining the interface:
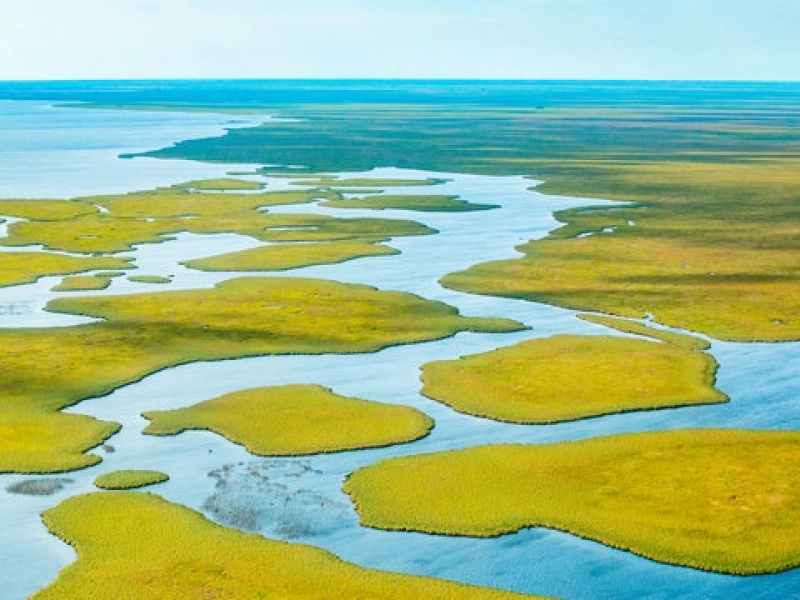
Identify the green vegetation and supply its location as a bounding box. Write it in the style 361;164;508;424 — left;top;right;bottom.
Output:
143;384;433;455
93;470;169;490
420;333;725;424
34;492;542;599
288;176;447;188
322;194;498;212
172;178;265;191
344;429;800;575
0;199;98;221
0;277;522;473
132;93;800;341
51;275;113;292
0;188;433;254
126;275;172;284
578;314;710;350
183;241;398;272
0;252;131;288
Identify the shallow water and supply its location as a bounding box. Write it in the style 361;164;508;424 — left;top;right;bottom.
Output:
0;102;799;600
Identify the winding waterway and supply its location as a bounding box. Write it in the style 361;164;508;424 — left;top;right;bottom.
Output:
0;100;799;600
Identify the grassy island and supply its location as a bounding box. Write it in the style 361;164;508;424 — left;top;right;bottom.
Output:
51;275;113;292
344;429;800;575
93;470;169;490
322;194;498;212
419;332;725;424
0;252;131;288
34;492;543;599
143;384;433;455
0;277;522;473
183;241;398;272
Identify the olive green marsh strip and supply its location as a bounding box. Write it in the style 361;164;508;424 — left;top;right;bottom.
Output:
182;241;398;272
143;384;433;455
321;194;498;212
345;429;800;575
34;492;548;599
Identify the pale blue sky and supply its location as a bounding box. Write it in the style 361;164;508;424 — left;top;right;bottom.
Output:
0;0;798;80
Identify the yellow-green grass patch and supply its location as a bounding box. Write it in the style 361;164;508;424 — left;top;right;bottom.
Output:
0;252;132;288
143;384;433;455
172;178;265;191
93;470;169;490
0;277;522;472
126;275;172;284
344;429;800;575
577;314;710;350
420;334;725;424
51;275;113;292
322;194;498;212
182;241;398;272
34;492;544;599
0;199;98;221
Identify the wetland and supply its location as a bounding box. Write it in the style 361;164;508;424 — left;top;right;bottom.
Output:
2;80;800;600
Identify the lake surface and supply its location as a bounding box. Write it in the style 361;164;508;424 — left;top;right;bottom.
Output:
0;97;799;600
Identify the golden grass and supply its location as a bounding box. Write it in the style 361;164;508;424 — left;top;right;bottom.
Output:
322;194;498;212
0;277;522;473
0;252;131;288
443;158;800;342
143;384;433;455
93;470;169;490
420;333;725;424
344;429;800;575
34;492;543;599
183;241;398;272
51;275;113;292
172;178;265;191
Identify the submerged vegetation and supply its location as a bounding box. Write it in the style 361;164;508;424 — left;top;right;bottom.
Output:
0;277;521;472
420;332;725;424
93;470;169;490
143;384;433;455
344;429;800;575
34;492;543;599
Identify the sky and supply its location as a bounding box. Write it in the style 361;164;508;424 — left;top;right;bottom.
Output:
0;0;798;81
